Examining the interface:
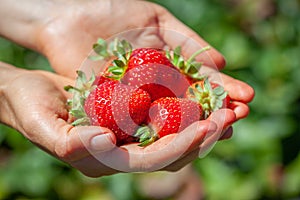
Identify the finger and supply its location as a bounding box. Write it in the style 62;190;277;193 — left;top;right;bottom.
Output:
201;68;255;103
163;148;199;172
88;119;217;173
167;126;234;172
142;119;217;154
133;120;217;171
36;70;75;98
223;75;255;103
164;109;236;171
198;109;236;158
229;101;250;120
155;6;226;69
54;124;116;162
219;126;233;140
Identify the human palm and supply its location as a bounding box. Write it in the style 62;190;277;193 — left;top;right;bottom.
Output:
0;0;254;177
1;69;237;177
37;0;225;78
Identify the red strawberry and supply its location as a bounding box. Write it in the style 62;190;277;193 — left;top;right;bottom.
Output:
123;48;187;100
122;62;190;101
123;48;191;101
92;75;112;86
93;39;191;101
127;48;174;71
186;77;230;118
84;80;151;145
135;97;203;146
65;71;152;146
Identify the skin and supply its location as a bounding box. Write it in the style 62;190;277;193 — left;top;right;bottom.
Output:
0;0;254;177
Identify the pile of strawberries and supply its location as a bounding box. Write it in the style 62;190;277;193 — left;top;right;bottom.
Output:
65;39;229;146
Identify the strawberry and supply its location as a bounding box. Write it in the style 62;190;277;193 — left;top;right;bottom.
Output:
91;39;194;101
186;77;230;118
127;48;174;71
123;48;188;100
92;75;112;86
91;38;211;85
135;97;203;146
65;71;151;146
166;46;211;82
122;62;190;101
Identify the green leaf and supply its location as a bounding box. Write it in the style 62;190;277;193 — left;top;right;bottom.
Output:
117;46;125;56
96;38;107;46
195;83;203;92
70;109;86;118
113;59;125;68
108;65;122;72
71;117;90;126
213;86;225;96
174;46;181;57
64;85;75;92
111;69;124;75
121;39;132;52
64;70;97;126
92;38;111;59
88;55;104;61
204;78;212;91
188;87;195;96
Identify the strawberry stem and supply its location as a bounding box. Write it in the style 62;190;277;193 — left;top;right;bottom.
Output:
64;70;97;126
167;45;210;81
186;46;211;65
187;77;227;119
134;126;158;147
90;38;133;80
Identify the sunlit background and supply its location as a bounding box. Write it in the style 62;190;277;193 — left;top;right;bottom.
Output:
0;0;299;199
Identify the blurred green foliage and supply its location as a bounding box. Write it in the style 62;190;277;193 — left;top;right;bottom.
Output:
0;0;299;199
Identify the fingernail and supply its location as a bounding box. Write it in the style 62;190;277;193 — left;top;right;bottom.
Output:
90;134;116;152
219;126;233;140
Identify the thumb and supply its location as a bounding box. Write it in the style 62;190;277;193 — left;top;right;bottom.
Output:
54;125;116;162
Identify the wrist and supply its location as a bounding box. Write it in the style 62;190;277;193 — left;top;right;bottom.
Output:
0;62;25;126
0;62;23;87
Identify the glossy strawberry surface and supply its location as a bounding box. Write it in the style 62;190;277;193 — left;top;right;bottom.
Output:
122;48;190;101
84;80;151;145
147;97;202;138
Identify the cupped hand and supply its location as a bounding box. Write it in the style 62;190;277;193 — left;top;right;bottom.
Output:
0;65;243;177
62;68;254;177
35;0;225;78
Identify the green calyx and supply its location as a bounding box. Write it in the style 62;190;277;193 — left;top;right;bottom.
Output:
134;126;159;147
64;70;96;126
90;37;209;81
90;38;133;80
166;46;210;80
188;78;227;119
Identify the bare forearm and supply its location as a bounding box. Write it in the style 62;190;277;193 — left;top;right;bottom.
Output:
0;0;59;51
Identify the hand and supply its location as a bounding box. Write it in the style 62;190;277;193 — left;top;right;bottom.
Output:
66;68;254;176
31;0;226;78
33;0;254;120
0;0;254;123
200;66;254;122
0;0;254;176
0;63;242;177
